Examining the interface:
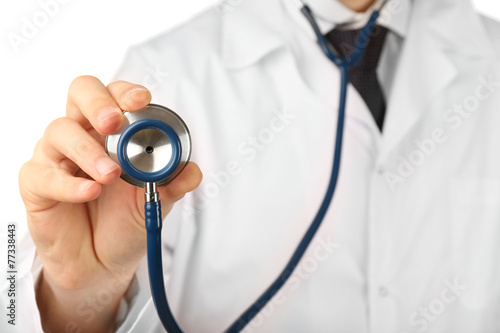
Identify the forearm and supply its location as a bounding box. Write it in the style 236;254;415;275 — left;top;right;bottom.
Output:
36;270;132;333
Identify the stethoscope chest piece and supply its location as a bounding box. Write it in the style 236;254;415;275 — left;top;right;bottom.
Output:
106;104;191;188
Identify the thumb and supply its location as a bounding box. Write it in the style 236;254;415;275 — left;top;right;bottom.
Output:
155;162;203;217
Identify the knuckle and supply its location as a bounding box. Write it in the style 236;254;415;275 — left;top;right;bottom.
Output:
80;97;120;127
44;117;71;138
18;162;38;201
33;138;44;152
52;165;69;183
107;80;128;89
30;138;45;160
58;158;77;172
75;139;100;157
91;96;115;113
69;75;98;90
18;161;31;184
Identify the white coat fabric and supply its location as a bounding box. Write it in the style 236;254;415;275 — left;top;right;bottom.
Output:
3;0;500;332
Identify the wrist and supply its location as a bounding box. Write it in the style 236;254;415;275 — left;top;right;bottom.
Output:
37;269;134;333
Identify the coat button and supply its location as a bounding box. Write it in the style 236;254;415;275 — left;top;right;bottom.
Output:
377;165;386;175
378;286;389;297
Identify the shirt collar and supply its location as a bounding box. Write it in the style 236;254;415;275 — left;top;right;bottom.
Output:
220;0;412;69
285;0;412;38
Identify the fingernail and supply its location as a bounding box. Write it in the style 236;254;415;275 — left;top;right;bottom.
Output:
125;87;148;104
97;107;121;129
96;156;119;177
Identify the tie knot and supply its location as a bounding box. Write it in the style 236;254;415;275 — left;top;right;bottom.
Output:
325;25;389;69
324;25;389;131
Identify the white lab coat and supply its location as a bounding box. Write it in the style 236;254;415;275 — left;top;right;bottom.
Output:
3;0;500;332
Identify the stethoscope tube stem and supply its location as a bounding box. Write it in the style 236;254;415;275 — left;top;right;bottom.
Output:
145;182;183;333
144;5;381;333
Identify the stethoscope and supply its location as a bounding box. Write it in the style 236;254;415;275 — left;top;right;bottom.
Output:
106;1;385;332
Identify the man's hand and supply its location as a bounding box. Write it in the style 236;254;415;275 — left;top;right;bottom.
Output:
19;76;202;333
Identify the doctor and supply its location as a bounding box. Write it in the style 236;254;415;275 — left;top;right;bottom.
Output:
11;0;500;332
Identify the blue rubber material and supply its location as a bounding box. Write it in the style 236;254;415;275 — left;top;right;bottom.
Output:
117;119;181;184
146;201;183;333
225;68;350;333
301;6;380;68
224;8;379;333
147;7;380;333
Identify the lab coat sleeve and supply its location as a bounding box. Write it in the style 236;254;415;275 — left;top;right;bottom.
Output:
0;231;44;333
0;228;159;333
0;38;193;332
0;44;195;333
0;49;152;333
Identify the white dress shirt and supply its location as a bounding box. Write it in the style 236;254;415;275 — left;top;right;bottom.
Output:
3;0;500;332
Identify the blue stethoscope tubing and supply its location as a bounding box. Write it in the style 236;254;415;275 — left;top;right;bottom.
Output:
146;201;180;332
116;118;184;331
226;7;380;333
137;5;381;333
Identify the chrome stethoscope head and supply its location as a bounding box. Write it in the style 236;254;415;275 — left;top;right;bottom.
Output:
106;104;191;188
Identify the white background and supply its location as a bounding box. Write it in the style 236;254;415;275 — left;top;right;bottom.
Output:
0;0;499;238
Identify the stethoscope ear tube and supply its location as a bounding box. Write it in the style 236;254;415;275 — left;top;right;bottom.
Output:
108;5;381;332
224;66;350;333
225;7;381;333
301;4;380;68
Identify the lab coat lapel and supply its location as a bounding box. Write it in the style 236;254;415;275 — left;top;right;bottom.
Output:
220;0;496;156
221;0;288;69
381;0;495;158
221;0;377;132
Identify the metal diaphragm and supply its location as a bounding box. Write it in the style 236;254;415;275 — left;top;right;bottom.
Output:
106;104;191;188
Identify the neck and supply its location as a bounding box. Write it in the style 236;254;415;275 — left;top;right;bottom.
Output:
338;0;378;12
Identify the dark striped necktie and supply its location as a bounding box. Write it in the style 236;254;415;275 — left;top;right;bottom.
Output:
325;25;389;131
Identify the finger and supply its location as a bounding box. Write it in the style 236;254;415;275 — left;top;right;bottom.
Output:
20;162;101;204
107;81;151;112
66;75;123;135
37;117;121;184
158;162;203;202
